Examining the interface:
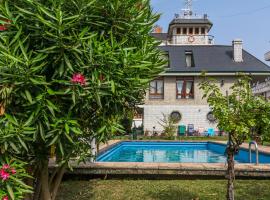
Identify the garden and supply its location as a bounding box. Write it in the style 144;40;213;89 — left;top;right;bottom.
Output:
1;0;270;200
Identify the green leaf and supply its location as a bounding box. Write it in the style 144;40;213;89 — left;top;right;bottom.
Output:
18;135;28;151
64;123;70;134
64;54;74;72
111;80;115;93
9;142;19;153
5;114;18;126
39;122;45;141
9;176;32;189
47;135;59;146
64;132;73;144
98;125;106;134
24;113;34;126
25;90;33;103
7;183;15;200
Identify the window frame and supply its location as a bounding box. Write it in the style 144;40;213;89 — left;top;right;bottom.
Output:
185;51;195;68
162;51;170;68
176;77;194;99
149;78;164;99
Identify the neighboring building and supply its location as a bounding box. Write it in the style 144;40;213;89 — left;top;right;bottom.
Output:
142;1;270;134
252;51;270;99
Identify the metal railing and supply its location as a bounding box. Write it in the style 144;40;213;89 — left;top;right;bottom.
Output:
249;141;259;165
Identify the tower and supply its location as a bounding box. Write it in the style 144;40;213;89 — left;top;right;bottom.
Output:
167;0;214;45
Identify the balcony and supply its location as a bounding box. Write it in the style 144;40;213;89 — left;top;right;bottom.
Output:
252;79;270;94
170;35;214;45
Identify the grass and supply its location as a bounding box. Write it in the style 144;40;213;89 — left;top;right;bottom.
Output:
56;179;270;200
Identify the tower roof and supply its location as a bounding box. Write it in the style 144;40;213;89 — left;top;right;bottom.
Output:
169;17;213;28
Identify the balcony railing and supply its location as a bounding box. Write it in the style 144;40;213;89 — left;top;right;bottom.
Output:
252;79;270;94
170;35;214;45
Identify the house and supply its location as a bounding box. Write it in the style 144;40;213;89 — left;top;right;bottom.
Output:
142;2;270;135
252;51;270;99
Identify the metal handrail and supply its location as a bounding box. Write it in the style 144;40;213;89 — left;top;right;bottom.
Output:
249;141;259;165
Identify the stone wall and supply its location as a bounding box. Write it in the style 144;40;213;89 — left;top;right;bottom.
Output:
143;76;237;133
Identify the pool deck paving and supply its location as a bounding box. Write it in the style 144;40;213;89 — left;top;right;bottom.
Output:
60;140;270;178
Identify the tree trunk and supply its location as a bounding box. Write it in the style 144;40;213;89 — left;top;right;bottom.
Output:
50;165;66;200
40;159;52;200
227;150;235;200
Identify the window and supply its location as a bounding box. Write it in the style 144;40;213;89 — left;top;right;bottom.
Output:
189;28;193;35
207;112;216;123
176;27;181;34
162;52;170;68
170;111;182;123
185;51;195;67
195;27;199;34
149;79;164;99
183;28;187;35
201;27;205;34
176;77;194;99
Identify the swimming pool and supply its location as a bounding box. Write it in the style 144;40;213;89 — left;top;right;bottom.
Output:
97;141;270;163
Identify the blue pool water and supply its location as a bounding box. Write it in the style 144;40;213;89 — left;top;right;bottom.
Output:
97;142;270;163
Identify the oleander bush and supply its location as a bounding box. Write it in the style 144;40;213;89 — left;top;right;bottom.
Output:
0;156;32;200
0;0;164;199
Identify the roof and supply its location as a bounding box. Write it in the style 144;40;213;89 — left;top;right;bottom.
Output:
150;33;167;41
159;45;270;74
169;18;213;27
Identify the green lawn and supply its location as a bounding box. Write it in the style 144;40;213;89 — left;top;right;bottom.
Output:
56;179;270;200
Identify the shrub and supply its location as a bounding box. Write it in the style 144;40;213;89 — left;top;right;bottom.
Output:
0;156;32;200
159;114;177;139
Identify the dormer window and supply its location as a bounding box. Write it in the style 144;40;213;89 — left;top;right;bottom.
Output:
185;51;195;67
176;28;181;34
162;52;170;68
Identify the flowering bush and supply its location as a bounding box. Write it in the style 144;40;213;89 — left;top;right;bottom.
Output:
0;157;32;200
71;73;86;86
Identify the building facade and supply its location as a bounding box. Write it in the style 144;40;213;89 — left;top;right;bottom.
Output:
142;4;270;134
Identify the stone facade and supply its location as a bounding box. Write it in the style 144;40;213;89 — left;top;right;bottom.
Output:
143;76;236;133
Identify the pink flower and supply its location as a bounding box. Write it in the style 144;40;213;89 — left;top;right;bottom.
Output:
2;195;8;200
2;164;10;170
71;73;86;86
0;169;10;181
11;168;16;175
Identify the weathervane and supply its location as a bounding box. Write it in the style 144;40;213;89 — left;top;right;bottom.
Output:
182;0;193;17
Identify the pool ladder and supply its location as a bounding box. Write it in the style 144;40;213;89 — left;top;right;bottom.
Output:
249;141;259;165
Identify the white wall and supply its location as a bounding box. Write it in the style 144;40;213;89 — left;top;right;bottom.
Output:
143;105;217;133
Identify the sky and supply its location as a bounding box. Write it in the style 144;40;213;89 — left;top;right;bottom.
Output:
151;0;270;63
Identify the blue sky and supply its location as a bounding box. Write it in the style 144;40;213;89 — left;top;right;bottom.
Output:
151;0;270;63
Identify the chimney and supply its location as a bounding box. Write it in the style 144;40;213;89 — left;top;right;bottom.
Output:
232;39;243;62
153;25;163;33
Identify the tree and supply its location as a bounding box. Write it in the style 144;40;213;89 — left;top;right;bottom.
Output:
158;113;178;139
199;75;270;200
0;0;164;199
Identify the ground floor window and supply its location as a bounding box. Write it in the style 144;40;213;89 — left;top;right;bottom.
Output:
149;78;164;99
176;77;194;99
